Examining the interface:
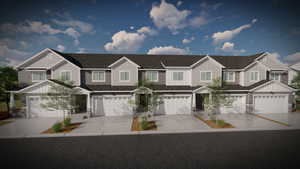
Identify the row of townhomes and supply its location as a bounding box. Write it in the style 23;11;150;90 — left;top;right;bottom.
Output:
11;48;297;118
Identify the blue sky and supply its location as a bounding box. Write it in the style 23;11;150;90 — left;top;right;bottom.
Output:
0;0;299;66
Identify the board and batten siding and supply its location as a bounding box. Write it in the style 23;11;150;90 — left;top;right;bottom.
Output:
52;62;81;86
111;59;138;86
244;63;267;86
82;70;111;85
191;58;222;86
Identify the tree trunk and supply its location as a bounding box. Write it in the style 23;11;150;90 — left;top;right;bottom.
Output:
5;93;10;117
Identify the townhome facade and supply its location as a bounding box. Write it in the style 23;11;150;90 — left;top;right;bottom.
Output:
12;48;296;118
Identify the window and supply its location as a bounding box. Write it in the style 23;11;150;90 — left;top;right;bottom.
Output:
172;72;184;81
31;71;46;82
223;72;235;82
120;71;130;81
270;72;280;81
60;71;71;81
250;71;259;81
200;71;212;81
145;71;158;82
92;71;105;82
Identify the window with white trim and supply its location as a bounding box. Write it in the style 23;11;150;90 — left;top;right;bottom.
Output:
60;71;71;81
200;71;212;81
120;71;130;81
250;71;259;81
145;71;158;82
223;72;235;82
172;72;184;81
92;71;105;82
31;71;46;82
270;72;280;81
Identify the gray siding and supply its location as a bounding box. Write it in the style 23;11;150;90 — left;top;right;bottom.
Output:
139;71;165;85
18;70;33;87
82;70;111;85
280;72;288;85
244;63;267;86
52;62;80;86
111;59;138;86
25;51;63;68
191;58;222;86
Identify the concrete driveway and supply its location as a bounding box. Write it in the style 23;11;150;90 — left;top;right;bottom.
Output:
153;114;210;132
0;117;60;137
71;115;132;135
252;112;300;129
218;113;290;129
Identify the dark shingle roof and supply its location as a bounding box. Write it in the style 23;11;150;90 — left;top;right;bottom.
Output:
222;79;270;90
81;85;199;91
52;50;265;69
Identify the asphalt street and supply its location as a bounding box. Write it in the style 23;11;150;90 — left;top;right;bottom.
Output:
1;129;300;169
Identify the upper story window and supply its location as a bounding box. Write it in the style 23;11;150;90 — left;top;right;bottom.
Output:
31;71;46;82
120;71;130;82
60;71;71;81
200;71;212;82
223;72;235;82
172;72;184;81
145;71;158;82
250;71;259;82
92;71;105;82
270;72;280;81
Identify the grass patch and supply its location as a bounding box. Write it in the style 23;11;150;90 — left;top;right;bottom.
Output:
42;122;82;134
194;114;235;128
131;116;157;131
0;120;13;126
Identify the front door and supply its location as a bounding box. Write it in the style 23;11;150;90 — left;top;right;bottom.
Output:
196;94;208;111
138;94;150;112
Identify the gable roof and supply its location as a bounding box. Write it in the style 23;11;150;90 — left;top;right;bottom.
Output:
53;51;265;69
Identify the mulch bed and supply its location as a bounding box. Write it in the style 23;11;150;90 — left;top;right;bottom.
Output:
131;117;157;131
194;115;235;128
42;122;82;134
0;120;13;126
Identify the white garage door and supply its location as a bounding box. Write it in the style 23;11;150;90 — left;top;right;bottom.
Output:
157;95;191;115
254;94;288;113
220;95;246;113
28;96;63;117
93;95;133;116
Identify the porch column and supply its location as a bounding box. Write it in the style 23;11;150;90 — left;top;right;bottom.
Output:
9;92;15;114
25;96;29;119
191;92;196;109
86;93;91;114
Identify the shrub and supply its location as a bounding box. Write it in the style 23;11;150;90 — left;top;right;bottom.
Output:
217;120;227;127
52;122;62;132
63;117;71;127
141;119;148;130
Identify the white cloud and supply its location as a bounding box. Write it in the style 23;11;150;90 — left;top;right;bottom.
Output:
130;26;135;30
189;16;207;27
20;41;29;48
147;46;188;55
212;19;257;44
150;0;191;34
137;26;157;36
218;42;246;54
284;52;300;63
182;36;195;44
269;52;281;59
104;30;146;52
77;48;86;53
52;19;94;33
0;45;30;66
56;44;66;52
252;18;257;23
177;1;183;6
74;39;80;46
64;27;81;39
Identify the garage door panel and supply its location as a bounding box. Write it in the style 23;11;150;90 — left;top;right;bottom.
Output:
29;96;63;117
254;94;288;113
158;95;191;115
220;95;246;113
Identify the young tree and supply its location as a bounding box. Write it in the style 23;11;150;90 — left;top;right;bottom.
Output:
0;67;18;114
203;77;233;123
41;80;81;120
